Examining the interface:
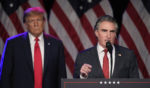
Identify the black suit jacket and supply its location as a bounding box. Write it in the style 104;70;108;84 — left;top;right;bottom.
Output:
73;45;139;78
0;32;66;88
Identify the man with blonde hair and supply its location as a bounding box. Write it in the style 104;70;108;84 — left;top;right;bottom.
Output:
0;7;66;88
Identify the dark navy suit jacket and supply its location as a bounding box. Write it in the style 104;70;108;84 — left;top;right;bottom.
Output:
73;45;139;78
0;32;66;88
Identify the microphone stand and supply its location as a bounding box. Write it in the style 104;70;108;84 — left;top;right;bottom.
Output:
106;41;113;78
110;52;113;78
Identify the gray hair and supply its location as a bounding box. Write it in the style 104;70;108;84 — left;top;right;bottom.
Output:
94;15;118;32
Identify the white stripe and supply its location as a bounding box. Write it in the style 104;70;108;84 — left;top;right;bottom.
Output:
85;9;98;29
139;70;143;78
0;4;17;37
145;54;150;74
28;1;50;34
118;35;128;48
85;0;113;39
16;7;27;32
49;11;78;61
131;0;150;33
123;12;150;74
100;0;113;16
66;65;73;78
0;38;4;55
28;0;43;8
57;0;93;49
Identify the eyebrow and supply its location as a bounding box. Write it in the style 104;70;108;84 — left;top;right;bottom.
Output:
100;29;117;32
110;30;117;32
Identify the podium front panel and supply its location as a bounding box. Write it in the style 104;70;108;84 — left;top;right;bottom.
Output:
62;79;150;88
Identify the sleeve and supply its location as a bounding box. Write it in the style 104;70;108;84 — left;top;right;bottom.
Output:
0;39;13;88
58;41;67;88
129;51;139;78
73;53;82;78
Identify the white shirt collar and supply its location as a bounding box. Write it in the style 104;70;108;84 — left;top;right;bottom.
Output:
97;43;105;53
28;33;43;41
97;43;115;54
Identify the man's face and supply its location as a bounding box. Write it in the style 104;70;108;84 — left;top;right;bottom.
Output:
24;14;45;37
95;21;117;48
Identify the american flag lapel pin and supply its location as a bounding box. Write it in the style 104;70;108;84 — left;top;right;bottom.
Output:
48;42;50;45
118;53;122;56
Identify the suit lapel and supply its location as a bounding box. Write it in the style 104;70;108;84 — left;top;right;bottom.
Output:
43;34;51;76
23;32;34;74
112;45;122;77
91;46;105;78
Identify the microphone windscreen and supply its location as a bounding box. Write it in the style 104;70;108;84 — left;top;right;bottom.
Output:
106;41;113;53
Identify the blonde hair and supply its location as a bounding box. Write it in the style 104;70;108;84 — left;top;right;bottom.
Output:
23;7;45;23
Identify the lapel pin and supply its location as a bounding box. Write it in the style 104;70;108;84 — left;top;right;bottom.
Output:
118;53;122;56
48;42;51;45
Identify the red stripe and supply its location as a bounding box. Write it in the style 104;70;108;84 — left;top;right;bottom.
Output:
80;4;106;45
64;48;75;75
52;1;84;51
0;22;10;43
21;2;31;11
93;4;105;17
120;25;149;78
126;2;150;53
80;15;97;45
91;4;106;44
38;0;45;7
0;54;1;61
49;24;74;75
9;13;25;33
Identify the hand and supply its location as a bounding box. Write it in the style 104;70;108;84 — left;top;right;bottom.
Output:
80;64;92;78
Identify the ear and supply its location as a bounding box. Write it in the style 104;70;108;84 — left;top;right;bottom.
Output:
95;30;98;37
24;23;27;28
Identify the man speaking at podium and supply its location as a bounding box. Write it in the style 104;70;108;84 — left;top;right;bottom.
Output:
73;15;139;79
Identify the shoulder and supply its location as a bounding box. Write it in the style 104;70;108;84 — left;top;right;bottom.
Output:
44;33;61;41
44;33;63;46
78;46;96;56
6;32;27;43
3;32;28;51
115;45;134;54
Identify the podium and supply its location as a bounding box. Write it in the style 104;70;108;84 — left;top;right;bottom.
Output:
62;79;150;88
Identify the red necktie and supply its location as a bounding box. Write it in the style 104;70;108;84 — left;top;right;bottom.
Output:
34;37;42;88
103;49;109;79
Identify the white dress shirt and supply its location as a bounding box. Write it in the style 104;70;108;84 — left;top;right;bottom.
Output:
97;43;115;77
28;33;44;69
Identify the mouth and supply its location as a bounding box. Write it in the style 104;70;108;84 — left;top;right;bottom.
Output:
105;40;111;42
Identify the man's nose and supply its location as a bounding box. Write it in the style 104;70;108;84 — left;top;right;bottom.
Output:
33;20;38;26
107;32;111;39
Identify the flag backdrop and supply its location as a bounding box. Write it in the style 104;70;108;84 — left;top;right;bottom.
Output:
0;0;150;78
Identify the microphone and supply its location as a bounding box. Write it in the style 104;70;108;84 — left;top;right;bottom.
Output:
106;41;113;78
106;41;113;54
